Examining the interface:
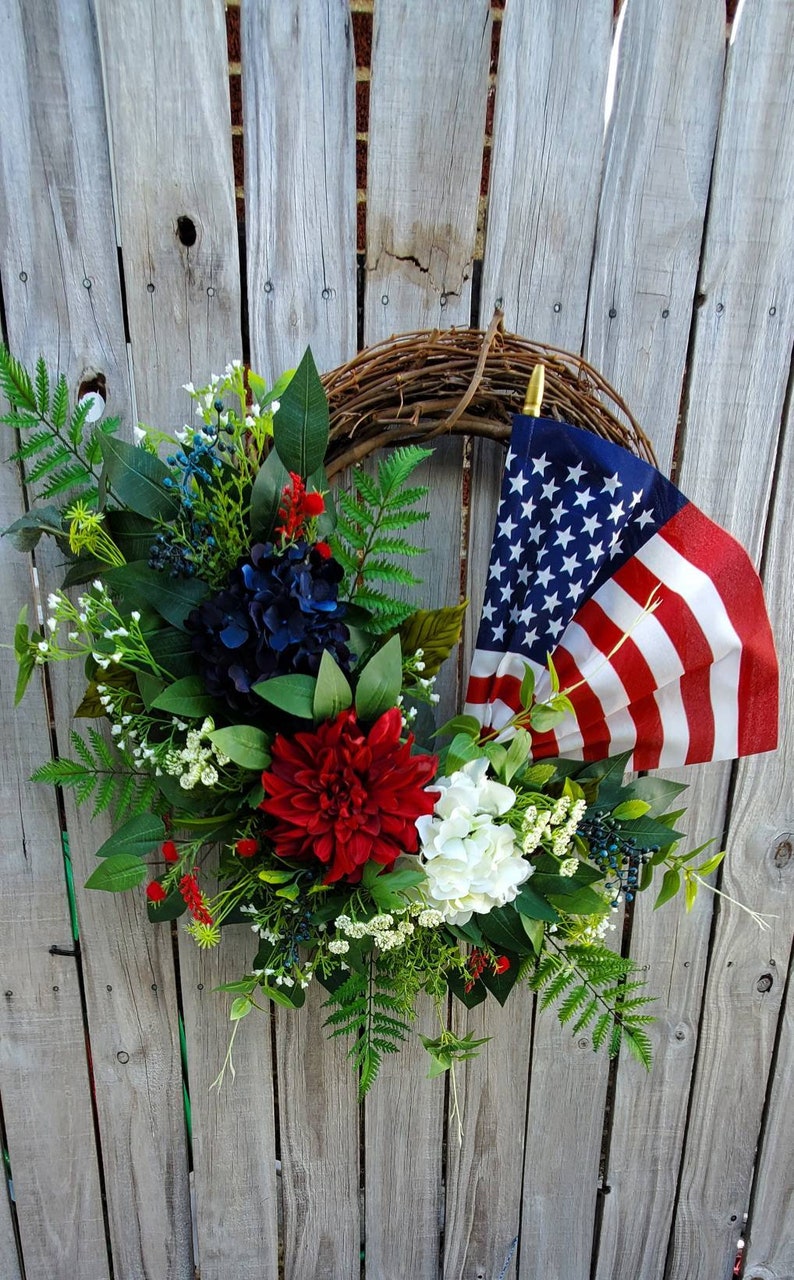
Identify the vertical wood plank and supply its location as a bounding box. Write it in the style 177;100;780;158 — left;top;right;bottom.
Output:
581;7;726;1277
277;983;360;1280
0;1148;21;1280
480;0;613;348
464;7;613;1278
663;2;794;1275
0;2;174;1275
362;7;490;1277
743;949;794;1280
177;930;280;1280
242;5;361;1275
364;0;491;337
584;0;725;473
96;0;242;426
0;437;108;1279
243;0;357;379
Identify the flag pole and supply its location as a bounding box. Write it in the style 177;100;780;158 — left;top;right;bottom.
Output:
523;363;545;417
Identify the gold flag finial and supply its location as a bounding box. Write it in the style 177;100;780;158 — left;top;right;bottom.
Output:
523;363;545;417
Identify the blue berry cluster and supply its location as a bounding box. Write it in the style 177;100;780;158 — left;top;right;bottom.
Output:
148;532;196;577
577;812;660;907
284;911;312;967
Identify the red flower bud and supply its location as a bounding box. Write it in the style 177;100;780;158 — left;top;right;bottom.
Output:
314;540;332;559
493;955;510;974
162;840;179;863
303;491;325;516
146;881;168;903
235;838;259;857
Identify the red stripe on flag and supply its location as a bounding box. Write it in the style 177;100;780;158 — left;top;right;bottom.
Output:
549;643;612;760
659;505;778;756
574;597;666;769
611;553;715;764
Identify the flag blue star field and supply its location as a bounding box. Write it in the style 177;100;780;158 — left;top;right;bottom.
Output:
464;415;778;771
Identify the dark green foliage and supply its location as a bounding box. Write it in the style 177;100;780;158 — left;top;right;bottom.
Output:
31;729;160;822
330;446;432;634
0;346;120;506
323;963;412;1096
529;939;655;1068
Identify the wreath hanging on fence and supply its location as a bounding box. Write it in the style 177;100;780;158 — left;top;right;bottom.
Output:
1;316;777;1103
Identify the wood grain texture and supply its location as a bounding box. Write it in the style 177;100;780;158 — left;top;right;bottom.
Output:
584;0;725;472
480;0;612;348
0;433;108;1279
664;3;794;1276
0;1161;21;1280
242;5;361;1268
442;994;531;1280
361;9;490;1273
743;931;794;1279
178;927;280;1280
364;0;491;339
243;0;357;379
96;0;242;426
276;985;360;1280
579;8;725;1275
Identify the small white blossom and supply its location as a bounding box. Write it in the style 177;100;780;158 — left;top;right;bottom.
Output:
559;856;579;878
328;939;350;955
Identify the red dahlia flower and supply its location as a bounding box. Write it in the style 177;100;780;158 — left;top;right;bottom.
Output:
260;707;438;883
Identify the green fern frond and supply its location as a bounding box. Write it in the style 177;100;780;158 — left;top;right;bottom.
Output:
51;376;69;430
322;962;411;1097
34;357;49;417
0;346;37;412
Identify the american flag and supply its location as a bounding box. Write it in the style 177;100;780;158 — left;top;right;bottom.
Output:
464;415;778;770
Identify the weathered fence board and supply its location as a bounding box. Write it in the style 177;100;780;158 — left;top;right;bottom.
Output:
96;0;241;426
0;1170;21;1280
480;0;612;346
584;0;725;473
582;7;726;1276
0;438;108;1280
242;0;358;378
663;1;794;1275
242;7;361;1269
364;0;491;337
178;932;280;1280
362;7;491;1275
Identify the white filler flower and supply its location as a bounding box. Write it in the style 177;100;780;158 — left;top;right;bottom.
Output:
416;759;533;925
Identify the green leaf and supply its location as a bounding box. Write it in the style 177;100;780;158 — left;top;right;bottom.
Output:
684;873;698;913
258;868;297;884
433;713;482;741
145;625;198;678
514;884;559;923
612;800;652;821
503;729;532;784
99;436;179;521
137;671;166;709
230;997;252;1021
477;905;535;956
15;651;36;705
147;888;188;922
547;653;560;694
252;673;317;719
208;725;271;771
696;850;725;879
272;346;329;477
529;702;569;733
547;885;610;916
443;731;482;771
355;634;402;721
654;867;681;910
84;853;148;893
94;813;166;859
249;446;291;542
313;650;353;722
2;505;64;552
520;913;546;954
519;663;536;709
625;775;688;817
397;602;468;677
105;562;210;630
151;676;217;719
105;510;160;563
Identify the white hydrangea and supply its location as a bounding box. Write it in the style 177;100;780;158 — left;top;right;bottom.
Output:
415;758;532;925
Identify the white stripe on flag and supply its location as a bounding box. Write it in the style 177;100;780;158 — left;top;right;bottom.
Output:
635;534;741;758
553;619;637;759
585;576;690;764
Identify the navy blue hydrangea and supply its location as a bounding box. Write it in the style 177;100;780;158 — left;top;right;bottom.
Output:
186;541;354;715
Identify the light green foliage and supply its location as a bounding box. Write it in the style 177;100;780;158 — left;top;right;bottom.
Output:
31;728;160;821
530;939;655;1068
0;347;120;505
323;965;412;1097
331;445;432;633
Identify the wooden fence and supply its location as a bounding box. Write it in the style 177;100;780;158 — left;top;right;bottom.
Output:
0;1;791;1277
